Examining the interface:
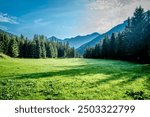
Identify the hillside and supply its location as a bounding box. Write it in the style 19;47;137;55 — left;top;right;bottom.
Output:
77;21;127;54
63;32;100;48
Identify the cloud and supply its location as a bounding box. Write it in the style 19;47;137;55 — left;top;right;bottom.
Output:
79;0;150;34
33;18;52;26
0;12;18;24
87;0;143;10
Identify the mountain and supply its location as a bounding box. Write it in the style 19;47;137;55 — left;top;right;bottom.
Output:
48;32;100;49
63;32;100;48
76;21;127;54
48;36;62;42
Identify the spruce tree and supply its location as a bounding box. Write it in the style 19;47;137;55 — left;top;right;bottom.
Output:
8;38;19;57
110;33;116;59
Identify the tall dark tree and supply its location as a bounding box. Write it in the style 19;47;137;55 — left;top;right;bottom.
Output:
102;35;110;59
116;32;125;59
84;6;150;63
7;38;19;57
18;34;25;58
110;33;117;59
0;33;10;54
40;35;46;58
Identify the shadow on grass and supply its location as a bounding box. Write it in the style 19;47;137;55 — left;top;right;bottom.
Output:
121;64;150;83
2;64;150;85
1;62;150;100
11;65;116;79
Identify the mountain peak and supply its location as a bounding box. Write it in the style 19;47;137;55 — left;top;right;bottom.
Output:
49;36;59;39
48;36;62;42
63;32;100;48
48;32;100;49
76;21;127;54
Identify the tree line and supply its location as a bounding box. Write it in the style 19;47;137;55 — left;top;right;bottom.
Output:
84;6;150;63
0;33;75;58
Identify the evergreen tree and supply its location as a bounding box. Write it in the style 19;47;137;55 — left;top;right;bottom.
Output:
102;35;110;58
0;33;10;54
40;35;46;58
49;43;55;58
31;40;38;58
116;32;125;59
94;43;102;58
53;43;58;58
7;38;19;57
18;34;25;58
110;33;117;59
83;47;94;58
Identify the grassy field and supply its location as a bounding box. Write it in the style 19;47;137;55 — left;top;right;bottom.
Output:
0;56;150;100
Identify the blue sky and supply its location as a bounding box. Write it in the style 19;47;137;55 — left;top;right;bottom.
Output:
0;0;150;39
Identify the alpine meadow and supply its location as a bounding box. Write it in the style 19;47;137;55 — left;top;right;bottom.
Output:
0;56;150;100
0;1;150;100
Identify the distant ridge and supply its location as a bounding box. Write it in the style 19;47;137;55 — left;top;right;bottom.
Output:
48;32;100;49
76;21;127;54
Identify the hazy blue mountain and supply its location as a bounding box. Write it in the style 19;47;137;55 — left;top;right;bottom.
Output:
76;21;127;54
48;36;62;42
63;32;100;48
48;32;100;49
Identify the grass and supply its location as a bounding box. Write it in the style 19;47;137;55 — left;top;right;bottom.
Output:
0;57;150;100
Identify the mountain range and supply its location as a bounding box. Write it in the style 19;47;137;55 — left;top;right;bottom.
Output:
76;21;127;54
0;20;127;55
48;20;127;54
48;32;100;49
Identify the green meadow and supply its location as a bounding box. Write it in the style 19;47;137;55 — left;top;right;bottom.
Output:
0;56;150;100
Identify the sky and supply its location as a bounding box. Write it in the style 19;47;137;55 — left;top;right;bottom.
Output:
0;0;150;39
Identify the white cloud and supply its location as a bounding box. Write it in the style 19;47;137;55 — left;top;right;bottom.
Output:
0;12;18;24
34;18;52;26
87;0;144;10
79;0;150;34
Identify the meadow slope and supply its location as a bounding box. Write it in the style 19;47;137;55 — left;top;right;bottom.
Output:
0;58;150;100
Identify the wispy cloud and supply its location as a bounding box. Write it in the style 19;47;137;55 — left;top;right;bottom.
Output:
80;0;150;34
1;0;149;38
87;0;143;10
0;12;18;24
34;18;52;26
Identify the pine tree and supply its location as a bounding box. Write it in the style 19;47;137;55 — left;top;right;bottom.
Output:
116;32;125;59
83;47;94;58
94;43;102;58
18;34;25;58
0;33;10;54
40;36;46;58
48;43;55;58
53;43;58;58
31;40;37;58
32;35;42;58
102;35;110;58
110;33;117;59
8;38;19;57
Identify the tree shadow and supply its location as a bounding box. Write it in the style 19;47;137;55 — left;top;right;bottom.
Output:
120;64;150;83
3;65;118;80
2;64;150;86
